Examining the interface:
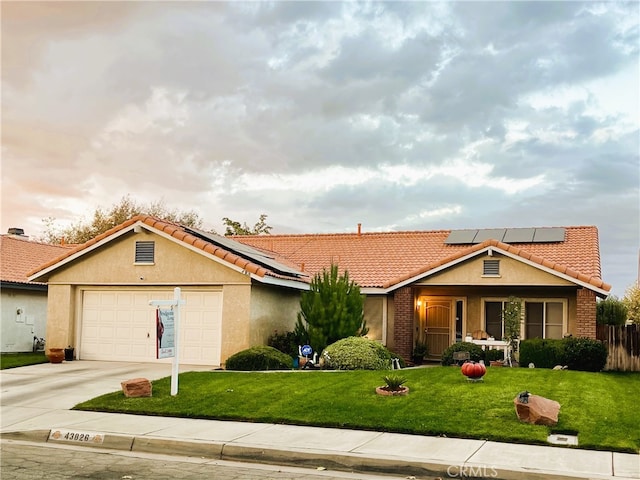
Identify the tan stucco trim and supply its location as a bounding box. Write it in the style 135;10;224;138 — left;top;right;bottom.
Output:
386;245;609;296
414;254;574;287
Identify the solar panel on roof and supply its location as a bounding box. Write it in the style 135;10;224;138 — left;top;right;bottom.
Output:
444;230;478;244
472;229;506;243
183;227;305;277
445;227;566;245
533;227;565;243
503;228;536;243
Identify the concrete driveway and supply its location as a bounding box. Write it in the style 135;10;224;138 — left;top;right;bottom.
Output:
0;360;213;430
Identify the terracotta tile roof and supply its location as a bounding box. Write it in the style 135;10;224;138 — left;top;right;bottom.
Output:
1;235;73;285
27;216;610;293
234;226;610;292
27;215;297;281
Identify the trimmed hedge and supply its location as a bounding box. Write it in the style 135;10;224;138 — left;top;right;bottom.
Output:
322;337;394;370
484;348;505;363
519;338;565;369
563;337;608;372
519;337;607;372
225;345;293;371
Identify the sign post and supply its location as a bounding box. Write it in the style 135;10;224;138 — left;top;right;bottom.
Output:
149;287;185;396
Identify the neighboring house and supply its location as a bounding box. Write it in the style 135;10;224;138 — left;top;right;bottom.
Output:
1;230;72;352
28;216;610;366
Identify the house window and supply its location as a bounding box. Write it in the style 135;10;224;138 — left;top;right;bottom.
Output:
524;301;564;339
483;260;500;276
135;241;155;264
484;300;506;340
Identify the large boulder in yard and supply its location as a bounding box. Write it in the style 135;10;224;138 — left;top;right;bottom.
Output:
514;393;560;426
121;378;152;398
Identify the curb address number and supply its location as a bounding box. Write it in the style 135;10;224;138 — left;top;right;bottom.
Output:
49;429;104;444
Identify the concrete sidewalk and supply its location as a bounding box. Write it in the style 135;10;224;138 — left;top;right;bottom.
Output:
1;361;638;480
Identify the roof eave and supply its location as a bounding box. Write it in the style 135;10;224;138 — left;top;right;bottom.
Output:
0;280;48;291
28;218;301;283
250;273;310;290
28;226;135;282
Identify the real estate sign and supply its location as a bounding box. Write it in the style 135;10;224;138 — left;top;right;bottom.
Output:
156;308;175;359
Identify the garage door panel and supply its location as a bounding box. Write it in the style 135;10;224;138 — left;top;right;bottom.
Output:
81;290;222;365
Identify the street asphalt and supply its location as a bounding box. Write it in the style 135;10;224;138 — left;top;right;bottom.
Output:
1;360;638;480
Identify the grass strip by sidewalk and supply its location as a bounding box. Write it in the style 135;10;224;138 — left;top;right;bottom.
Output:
74;367;640;453
0;352;48;369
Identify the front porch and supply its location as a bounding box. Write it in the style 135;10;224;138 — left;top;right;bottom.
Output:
390;285;596;363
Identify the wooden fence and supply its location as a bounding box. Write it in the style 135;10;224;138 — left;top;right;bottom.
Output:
597;324;640;372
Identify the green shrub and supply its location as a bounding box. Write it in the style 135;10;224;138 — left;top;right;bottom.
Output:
519;337;608;372
563;337;608;372
225;346;293;371
484;348;505;363
295;264;367;355
597;296;628;326
519;338;565;368
267;330;301;358
322;337;393;370
382;374;407;390
441;342;484;366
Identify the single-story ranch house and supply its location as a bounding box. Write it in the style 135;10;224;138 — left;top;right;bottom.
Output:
28;215;610;366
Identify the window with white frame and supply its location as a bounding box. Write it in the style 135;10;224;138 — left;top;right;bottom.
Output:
524;301;565;339
483;298;567;341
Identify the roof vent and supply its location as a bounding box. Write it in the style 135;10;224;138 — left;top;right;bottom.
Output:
7;228;27;238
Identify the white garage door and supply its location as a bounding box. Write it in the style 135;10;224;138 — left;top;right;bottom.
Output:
80;290;222;365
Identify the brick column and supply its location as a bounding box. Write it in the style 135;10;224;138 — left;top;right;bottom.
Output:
576;288;597;339
393;287;414;361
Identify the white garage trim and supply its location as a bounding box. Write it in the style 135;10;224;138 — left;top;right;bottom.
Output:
79;289;222;366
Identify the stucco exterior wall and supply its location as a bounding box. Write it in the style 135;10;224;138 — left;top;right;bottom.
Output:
1;287;48;352
43;231;255;359
416;253;575;287
220;284;252;362
45;284;75;351
386;296;395;351
249;284;301;346
363;296;384;342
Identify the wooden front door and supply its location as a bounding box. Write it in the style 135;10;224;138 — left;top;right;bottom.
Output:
418;298;452;358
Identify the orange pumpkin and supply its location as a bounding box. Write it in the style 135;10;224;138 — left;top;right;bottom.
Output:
461;361;486;379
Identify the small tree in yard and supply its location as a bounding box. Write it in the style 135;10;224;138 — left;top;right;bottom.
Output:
622;284;640;324
502;296;522;366
596;296;628;326
294;264;368;355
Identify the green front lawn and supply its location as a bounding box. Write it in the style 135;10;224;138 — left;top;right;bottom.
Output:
0;352;48;369
74;367;640;453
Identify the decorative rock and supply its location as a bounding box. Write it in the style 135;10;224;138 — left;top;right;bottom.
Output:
514;394;560;426
121;378;152;398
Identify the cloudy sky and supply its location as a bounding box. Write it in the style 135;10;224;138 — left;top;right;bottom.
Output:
2;1;638;295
